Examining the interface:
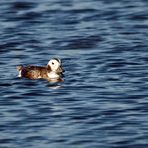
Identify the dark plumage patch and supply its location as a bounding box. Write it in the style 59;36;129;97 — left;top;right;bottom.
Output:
53;58;61;63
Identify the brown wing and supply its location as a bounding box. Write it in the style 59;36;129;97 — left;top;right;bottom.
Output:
21;66;48;79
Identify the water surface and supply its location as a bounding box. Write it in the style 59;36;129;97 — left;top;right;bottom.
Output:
1;0;148;147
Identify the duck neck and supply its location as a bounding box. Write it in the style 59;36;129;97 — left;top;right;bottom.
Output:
47;71;59;79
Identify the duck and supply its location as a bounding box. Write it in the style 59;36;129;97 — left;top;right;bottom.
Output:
16;58;64;81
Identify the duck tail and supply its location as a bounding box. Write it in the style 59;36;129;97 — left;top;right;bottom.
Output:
16;65;23;71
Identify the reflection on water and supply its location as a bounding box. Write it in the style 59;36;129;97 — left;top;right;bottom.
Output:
48;85;62;89
1;0;148;148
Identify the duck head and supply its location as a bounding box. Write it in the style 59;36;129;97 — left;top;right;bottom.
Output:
47;58;64;73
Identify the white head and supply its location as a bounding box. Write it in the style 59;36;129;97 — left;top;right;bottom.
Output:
47;58;63;73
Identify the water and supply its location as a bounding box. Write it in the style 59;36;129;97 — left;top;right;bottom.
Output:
0;0;148;147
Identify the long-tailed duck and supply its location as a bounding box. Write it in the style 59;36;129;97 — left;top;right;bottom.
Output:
16;58;64;81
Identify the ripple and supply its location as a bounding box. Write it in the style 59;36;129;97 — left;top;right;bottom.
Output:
55;35;103;49
10;1;36;10
17;11;42;21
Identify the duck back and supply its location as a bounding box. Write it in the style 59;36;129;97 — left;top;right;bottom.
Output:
21;66;49;79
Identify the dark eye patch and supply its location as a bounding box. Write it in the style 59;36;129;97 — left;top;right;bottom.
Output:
52;62;54;65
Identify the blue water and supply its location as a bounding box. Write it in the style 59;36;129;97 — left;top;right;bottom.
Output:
1;0;148;147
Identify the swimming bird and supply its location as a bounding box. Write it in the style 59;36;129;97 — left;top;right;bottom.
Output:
16;58;64;81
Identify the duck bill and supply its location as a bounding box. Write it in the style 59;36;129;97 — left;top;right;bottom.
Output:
57;66;64;73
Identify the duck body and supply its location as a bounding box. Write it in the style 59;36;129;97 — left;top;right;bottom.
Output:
17;65;50;79
16;58;64;81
